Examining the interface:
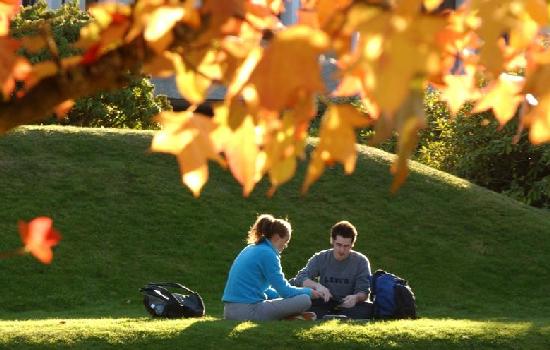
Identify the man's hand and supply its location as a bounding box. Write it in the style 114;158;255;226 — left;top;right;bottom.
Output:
311;289;322;299
340;294;358;308
315;285;332;302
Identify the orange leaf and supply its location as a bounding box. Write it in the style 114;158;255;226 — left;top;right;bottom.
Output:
18;217;61;264
23;61;58;92
54;100;75;119
0;1;18;36
0;38;29;100
302;104;371;193
20;35;48;54
142;52;175;77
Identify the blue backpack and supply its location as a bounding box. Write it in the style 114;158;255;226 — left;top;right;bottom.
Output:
371;270;417;319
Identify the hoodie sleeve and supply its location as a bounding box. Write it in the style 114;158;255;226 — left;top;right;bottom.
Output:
260;249;312;298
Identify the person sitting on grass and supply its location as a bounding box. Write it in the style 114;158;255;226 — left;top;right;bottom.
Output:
222;214;321;321
290;220;372;319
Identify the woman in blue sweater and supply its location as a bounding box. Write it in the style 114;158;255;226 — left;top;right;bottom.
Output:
223;214;320;321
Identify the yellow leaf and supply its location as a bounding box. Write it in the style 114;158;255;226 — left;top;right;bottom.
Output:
472;75;523;125
523;0;548;25
144;7;185;42
302;104;371;193
423;0;444;12
178;159;209;198
264;113;299;195
395;0;423;16
0;1;19;36
522;62;550;143
248;25;329;111
390;89;425;193
353;13;446;115
525;98;550;143
509;14;538;51
226;46;263;102
151;111;224;197
224;115;261;196
169;52;211;105
440;74;480;116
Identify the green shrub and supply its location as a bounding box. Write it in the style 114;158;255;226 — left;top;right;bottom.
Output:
62;76;171;129
10;0;171;129
418;89;550;208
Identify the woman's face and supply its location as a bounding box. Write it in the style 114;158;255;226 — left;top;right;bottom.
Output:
271;232;291;253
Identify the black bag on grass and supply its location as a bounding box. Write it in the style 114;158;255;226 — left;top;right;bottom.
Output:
140;282;205;318
371;270;417;319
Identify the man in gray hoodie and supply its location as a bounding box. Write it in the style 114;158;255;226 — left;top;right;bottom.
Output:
290;221;372;319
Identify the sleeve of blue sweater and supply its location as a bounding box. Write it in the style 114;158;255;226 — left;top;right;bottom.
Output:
260;249;312;298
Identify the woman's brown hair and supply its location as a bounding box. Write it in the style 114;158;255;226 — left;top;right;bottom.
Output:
247;214;291;244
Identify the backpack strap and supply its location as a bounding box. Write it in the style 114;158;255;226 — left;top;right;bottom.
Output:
144;282;199;296
370;269;388;297
140;285;181;305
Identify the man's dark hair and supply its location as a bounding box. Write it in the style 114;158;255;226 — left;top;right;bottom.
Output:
331;221;357;243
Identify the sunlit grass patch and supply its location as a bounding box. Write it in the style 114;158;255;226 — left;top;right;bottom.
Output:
0;317;547;349
228;321;258;338
298;318;532;342
0;317;210;345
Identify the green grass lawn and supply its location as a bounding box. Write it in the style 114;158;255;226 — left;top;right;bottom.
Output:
0;125;549;349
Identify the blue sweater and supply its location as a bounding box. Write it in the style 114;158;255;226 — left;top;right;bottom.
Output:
222;239;313;303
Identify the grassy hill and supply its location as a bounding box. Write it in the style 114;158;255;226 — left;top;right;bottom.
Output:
0;126;549;349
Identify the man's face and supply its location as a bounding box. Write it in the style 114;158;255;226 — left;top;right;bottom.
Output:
331;235;353;261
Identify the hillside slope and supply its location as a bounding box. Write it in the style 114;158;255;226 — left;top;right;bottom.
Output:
0;126;548;319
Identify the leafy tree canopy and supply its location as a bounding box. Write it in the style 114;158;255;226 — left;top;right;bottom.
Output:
1;0;549;197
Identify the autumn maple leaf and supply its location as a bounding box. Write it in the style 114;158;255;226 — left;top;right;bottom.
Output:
302;104;371;193
0;0;19;37
18;217;61;264
246;25;329;112
152;111;226;197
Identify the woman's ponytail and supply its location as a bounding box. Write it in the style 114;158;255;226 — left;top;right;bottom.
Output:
247;214;290;244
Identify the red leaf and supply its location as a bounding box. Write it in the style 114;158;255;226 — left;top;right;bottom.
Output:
81;44;102;65
18;217;61;264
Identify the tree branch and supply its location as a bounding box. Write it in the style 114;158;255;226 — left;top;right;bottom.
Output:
0;37;147;133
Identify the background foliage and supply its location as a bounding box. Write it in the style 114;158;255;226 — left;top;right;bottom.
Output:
417;90;550;208
10;0;170;129
313;91;550;208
